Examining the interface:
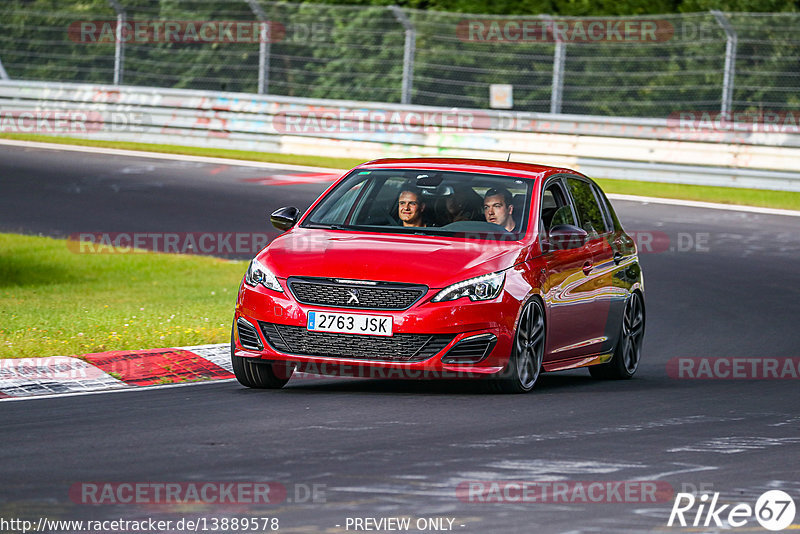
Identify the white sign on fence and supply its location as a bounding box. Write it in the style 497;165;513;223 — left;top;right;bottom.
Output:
490;84;513;109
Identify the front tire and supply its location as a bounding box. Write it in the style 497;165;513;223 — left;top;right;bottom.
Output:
589;291;645;380
231;329;293;389
491;298;545;393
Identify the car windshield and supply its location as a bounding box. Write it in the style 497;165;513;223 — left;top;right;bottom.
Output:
302;169;532;238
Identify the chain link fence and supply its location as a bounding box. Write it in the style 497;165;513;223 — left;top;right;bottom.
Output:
1;1;799;118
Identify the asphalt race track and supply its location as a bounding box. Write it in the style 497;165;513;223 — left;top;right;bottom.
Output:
2;143;800;533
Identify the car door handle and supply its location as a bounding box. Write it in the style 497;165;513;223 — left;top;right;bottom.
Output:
613;252;623;265
582;261;593;275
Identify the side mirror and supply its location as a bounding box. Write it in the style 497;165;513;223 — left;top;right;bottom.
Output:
548;224;588;250
270;206;300;231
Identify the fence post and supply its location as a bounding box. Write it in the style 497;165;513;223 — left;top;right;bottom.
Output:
711;10;737;115
246;0;270;94
107;0;126;85
551;41;566;114
389;6;415;105
543;16;565;114
0;56;9;80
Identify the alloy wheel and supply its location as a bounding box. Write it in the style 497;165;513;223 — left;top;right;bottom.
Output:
515;299;545;390
620;292;644;374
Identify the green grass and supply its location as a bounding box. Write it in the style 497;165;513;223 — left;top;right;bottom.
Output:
0;233;245;359
3;133;799;210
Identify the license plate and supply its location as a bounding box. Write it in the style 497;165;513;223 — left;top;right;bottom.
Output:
307;311;393;337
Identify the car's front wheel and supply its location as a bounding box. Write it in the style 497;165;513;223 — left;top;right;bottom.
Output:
491;298;545;394
590;291;645;380
230;329;293;389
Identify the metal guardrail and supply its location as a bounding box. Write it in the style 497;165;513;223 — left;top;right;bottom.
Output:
2;80;800;191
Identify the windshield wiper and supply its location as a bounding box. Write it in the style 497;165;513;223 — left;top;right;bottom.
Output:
304;222;349;230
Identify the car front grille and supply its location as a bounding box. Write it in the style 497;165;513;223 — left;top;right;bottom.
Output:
259;322;453;362
440;334;497;364
287;277;427;311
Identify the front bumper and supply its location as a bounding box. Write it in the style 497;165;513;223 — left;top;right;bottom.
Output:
233;279;519;377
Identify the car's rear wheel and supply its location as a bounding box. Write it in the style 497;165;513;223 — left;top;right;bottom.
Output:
491;298;545;393
230;329;293;389
590;291;645;379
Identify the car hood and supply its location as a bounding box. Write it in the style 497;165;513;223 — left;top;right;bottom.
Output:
262;228;529;288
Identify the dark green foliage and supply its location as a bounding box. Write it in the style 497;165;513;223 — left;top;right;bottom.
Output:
1;0;798;116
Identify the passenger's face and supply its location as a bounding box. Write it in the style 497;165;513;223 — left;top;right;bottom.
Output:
398;191;424;226
484;194;513;230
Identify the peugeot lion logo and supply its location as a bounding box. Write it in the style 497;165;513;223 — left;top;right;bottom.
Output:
347;288;360;305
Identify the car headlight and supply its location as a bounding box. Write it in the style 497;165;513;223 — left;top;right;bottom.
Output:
244;258;283;292
432;271;505;303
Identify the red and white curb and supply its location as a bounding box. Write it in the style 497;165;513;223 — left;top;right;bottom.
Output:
0;344;232;399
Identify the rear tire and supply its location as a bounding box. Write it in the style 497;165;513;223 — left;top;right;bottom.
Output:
490;298;545;394
589;291;645;380
230;327;293;389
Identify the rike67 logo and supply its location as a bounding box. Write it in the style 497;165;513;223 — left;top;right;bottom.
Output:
668;490;796;531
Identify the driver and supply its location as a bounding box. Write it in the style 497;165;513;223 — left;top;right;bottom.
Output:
483;187;516;232
397;187;427;227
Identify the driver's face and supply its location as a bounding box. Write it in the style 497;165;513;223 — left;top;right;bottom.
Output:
398;191;424;226
483;194;513;230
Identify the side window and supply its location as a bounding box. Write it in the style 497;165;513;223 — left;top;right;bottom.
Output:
541;181;576;231
314;179;368;225
567;178;609;237
354;177;406;225
592;183;618;232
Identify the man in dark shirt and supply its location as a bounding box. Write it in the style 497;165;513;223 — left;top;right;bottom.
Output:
483;187;516;232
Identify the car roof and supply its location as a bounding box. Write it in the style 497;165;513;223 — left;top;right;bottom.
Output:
357;158;584;181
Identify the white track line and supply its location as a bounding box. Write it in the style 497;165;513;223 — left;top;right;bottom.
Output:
607;193;800;218
2;138;798;217
0;138;341;173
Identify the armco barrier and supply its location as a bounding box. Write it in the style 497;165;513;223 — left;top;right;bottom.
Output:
2;80;800;191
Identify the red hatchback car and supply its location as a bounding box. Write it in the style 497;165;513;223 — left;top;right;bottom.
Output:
232;158;644;393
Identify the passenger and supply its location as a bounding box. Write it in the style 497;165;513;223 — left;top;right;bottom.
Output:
444;185;482;223
397;187;427;227
483;187;516;232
